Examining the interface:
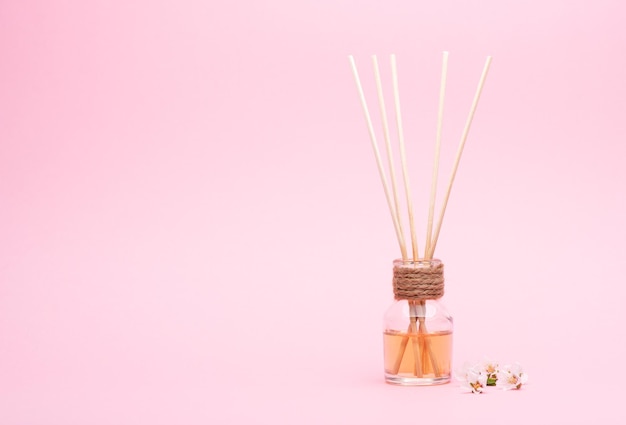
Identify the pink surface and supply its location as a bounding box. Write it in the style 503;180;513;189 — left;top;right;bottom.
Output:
1;0;625;423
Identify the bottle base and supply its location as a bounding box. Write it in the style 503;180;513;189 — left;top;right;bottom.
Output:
385;373;451;386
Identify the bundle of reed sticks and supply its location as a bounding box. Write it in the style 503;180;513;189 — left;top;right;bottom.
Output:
348;52;492;378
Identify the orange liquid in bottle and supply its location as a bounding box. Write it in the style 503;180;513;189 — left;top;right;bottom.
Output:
383;329;452;380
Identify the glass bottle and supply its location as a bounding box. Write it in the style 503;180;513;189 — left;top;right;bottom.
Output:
383;258;453;385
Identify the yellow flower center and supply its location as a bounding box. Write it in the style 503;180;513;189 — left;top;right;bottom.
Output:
471;381;483;391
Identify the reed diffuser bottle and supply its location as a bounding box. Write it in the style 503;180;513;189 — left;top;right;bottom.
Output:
383;258;452;385
348;52;492;385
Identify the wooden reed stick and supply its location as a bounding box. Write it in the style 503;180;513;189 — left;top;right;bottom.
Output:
418;300;440;376
393;296;440;378
348;56;408;259
428;56;492;259
372;55;408;260
390;54;419;262
424;51;449;260
391;320;432;379
389;54;441;378
409;302;424;378
391;324;412;375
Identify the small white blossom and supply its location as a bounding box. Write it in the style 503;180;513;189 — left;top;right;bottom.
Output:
455;362;487;394
496;363;528;390
478;358;499;385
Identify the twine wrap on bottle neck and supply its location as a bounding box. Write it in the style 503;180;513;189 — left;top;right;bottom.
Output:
392;259;445;300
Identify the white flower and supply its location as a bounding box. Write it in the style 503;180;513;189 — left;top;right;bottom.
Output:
478;358;499;385
455;362;487;394
496;363;528;390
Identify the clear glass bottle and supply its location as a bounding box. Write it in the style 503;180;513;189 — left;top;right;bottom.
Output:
383;258;453;385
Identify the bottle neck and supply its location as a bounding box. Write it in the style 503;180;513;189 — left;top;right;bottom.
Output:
392;259;445;301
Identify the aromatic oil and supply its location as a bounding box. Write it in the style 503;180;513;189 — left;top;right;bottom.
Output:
383;329;452;383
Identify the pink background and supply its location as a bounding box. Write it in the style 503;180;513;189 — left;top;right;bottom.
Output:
1;0;625;423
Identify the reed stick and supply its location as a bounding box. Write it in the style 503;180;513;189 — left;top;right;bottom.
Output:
418;300;440;376
388;54;423;375
390;54;419;262
409;302;424;377
393;290;440;378
348;55;408;259
391;325;412;375
391;54;440;378
427;56;492;259
372;55;408;260
424;51;449;260
413;52;449;378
